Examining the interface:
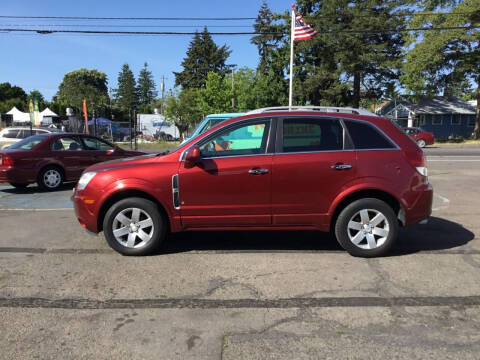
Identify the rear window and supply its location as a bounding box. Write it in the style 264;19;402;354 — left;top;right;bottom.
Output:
344;120;395;149
8;135;45;150
2;129;19;139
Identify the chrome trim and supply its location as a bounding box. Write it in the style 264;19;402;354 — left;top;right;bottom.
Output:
246;106;378;117
172;174;180;210
200;153;274;160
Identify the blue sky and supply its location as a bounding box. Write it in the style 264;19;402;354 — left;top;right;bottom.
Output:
1;0;291;102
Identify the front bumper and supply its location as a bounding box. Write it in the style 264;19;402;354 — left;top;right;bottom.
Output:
72;189;99;233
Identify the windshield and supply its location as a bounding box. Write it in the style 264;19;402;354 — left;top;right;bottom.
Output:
8;135;46;150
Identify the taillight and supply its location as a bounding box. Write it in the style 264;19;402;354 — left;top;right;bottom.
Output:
403;148;428;178
0;155;14;166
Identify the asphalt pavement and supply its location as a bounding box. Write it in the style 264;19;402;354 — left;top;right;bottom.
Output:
1;145;480;359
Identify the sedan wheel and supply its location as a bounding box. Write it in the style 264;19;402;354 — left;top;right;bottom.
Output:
417;139;426;148
38;167;63;190
103;197;166;255
335;198;398;257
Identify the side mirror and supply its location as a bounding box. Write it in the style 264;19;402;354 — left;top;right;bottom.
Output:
184;145;201;169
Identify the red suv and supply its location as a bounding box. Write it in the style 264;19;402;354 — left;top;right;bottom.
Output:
404;127;434;148
72;107;433;257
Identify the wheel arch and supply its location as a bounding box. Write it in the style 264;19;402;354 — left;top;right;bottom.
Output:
330;188;405;231
97;189;171;233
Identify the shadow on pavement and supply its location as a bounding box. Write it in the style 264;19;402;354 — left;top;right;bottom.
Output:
161;216;474;256
0;182;75;194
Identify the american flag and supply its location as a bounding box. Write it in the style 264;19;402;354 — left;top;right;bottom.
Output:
294;13;318;41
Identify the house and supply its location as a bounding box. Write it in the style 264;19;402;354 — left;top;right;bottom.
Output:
376;97;476;138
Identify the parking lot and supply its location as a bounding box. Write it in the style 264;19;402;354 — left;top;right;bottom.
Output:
1;146;480;359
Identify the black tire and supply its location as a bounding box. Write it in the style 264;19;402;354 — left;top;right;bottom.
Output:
334;198;398;257
9;182;28;189
103;197;166;256
37;166;64;191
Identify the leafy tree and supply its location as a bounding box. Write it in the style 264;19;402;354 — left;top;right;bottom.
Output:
115;64;138;114
0;82;27;112
402;0;480;138
198;72;233;114
27;90;46;110
163;88;202;139
174;27;233;89
251;0;284;75
56;68;108;116
137;62;157;113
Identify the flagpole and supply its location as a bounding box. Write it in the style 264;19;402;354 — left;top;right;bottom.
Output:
289;4;295;110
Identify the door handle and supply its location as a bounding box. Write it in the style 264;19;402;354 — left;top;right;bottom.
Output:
248;168;269;175
331;163;352;170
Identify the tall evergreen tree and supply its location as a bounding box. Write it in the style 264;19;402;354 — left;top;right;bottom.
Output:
115;64;138;113
174;27;233;89
251;0;283;75
137;62;157;113
285;0;406;107
402;0;480;138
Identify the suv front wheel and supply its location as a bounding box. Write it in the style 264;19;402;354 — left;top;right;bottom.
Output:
103;197;166;255
334;198;398;257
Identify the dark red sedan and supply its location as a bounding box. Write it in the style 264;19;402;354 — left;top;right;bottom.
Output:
404;127;434;148
0;133;145;190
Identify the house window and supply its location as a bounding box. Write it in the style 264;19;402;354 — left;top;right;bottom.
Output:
451;114;461;125
432;116;442;125
467;117;475;127
418;115;426;126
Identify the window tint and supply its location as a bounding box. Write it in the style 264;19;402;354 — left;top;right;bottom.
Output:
8;135;45;150
282;118;344;152
82;137;114;151
2;129;19;139
199;120;270;158
345;120;394;149
51;137;83;151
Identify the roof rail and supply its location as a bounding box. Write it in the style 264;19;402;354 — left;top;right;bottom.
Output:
246;106;378;117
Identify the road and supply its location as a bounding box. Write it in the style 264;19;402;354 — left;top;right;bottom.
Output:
1;146;479;359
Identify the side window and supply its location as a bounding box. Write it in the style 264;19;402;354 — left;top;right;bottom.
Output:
34;130;48;135
199;120;270;158
17;130;31;139
83;137;114;151
345;120;395;149
2;130;19;139
282;118;344;153
51;137;83;151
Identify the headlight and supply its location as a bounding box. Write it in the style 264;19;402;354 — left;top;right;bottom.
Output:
77;171;97;190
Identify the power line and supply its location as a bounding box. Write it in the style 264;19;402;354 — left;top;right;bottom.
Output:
0;23;254;28
0;25;476;36
0;11;476;22
0;15;256;21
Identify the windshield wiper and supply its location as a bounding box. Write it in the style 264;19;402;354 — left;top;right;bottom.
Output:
156;150;170;156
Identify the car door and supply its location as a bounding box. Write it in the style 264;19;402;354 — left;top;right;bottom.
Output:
271;117;357;228
178;118;274;228
50;136;87;180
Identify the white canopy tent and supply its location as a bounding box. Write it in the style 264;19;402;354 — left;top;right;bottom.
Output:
6;106;58;123
6;106;30;122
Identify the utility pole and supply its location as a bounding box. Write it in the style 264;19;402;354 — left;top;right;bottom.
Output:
161;75;165;115
231;69;235;110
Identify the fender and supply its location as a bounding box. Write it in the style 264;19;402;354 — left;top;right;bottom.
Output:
95;177;180;232
328;177;407;217
33;159;66;181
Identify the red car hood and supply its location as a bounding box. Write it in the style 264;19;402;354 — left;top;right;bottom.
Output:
84;153;165;173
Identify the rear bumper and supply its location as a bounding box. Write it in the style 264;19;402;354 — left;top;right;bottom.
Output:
405;183;433;226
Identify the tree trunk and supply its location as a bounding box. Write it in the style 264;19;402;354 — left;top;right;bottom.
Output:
473;79;480;140
353;72;360;109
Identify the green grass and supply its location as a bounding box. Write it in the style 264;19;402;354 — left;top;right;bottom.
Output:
434;139;480;146
116;141;181;151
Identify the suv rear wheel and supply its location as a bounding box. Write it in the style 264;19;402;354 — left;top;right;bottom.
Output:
334;198;398;257
103;197;166;256
417;139;426;148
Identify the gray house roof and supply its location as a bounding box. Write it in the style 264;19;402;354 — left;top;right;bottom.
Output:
414;97;476;115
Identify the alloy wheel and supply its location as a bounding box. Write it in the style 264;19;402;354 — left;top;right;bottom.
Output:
347;209;390;250
43;169;62;189
112;207;155;249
